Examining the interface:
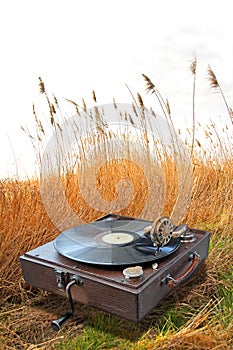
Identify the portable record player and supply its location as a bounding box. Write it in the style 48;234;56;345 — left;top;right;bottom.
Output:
20;214;210;331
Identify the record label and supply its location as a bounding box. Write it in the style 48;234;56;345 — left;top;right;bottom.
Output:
101;232;134;245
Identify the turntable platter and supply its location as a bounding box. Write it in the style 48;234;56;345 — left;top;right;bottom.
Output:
53;219;180;266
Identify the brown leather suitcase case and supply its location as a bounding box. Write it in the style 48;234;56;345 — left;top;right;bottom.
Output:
20;215;210;329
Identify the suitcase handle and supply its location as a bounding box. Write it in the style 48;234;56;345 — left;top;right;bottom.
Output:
166;252;201;288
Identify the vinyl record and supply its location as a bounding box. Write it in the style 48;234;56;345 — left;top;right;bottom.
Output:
53;219;180;266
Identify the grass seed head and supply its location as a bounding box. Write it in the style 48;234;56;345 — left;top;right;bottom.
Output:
137;92;144;107
92;90;97;103
207;65;219;90
142;73;155;94
82;98;87;112
38;77;45;94
190;54;197;75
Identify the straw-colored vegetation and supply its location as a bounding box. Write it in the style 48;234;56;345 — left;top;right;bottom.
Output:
0;60;232;349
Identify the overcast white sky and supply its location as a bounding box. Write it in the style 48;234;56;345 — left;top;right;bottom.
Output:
0;0;233;178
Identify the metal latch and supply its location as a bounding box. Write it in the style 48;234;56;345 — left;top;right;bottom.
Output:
54;269;69;289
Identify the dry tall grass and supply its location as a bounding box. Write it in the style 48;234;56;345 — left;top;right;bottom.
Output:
0;69;232;349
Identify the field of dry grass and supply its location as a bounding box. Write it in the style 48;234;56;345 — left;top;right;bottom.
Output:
0;68;232;349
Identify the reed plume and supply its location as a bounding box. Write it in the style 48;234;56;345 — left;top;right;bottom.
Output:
82;98;87;113
142;73;155;94
113;97;117;109
142;73;170;121
207;65;233;125
207;65;218;89
190;54;197;75
38;77;45;94
137;92;144;108
92;90;97;103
